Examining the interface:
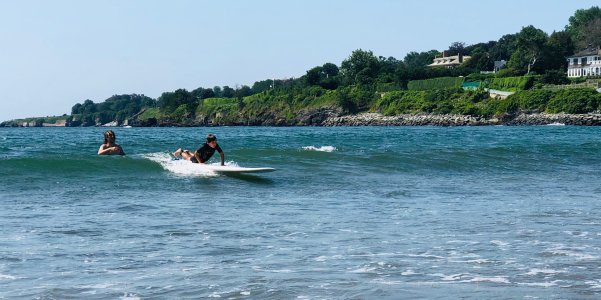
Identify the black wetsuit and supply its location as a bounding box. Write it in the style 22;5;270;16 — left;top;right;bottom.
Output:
191;143;222;163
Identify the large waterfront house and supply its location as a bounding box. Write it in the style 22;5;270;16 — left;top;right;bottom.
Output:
428;51;471;68
566;46;601;78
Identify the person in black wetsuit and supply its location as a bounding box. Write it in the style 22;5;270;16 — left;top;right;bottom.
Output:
173;134;225;166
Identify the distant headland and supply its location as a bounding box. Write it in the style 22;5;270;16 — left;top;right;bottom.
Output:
3;6;601;127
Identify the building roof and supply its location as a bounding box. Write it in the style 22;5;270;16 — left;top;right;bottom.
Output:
494;60;506;68
428;55;471;67
567;46;601;58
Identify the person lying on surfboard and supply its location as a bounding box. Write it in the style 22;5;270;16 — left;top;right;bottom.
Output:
98;130;125;155
173;133;225;166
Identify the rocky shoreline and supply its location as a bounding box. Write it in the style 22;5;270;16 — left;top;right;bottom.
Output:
6;112;601;127
322;112;601;126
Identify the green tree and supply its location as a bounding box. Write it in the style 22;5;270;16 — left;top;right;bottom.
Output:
489;34;517;61
566;6;601;49
305;66;322;86
222;86;235;98
191;87;215;100
213;86;222;97
506;26;548;74
463;43;495;71
305;63;341;89
321;63;339;77
235;85;252;98
340;49;380;85
82;99;96;114
158;89;195;113
376;56;401;83
578;17;601;49
448;41;466;56
545;31;575;70
71;103;83;114
403;50;438;69
251;80;275;93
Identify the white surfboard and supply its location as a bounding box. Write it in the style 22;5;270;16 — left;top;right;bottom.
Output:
200;164;275;173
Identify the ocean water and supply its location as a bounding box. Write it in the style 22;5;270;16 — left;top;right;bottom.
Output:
1;126;601;299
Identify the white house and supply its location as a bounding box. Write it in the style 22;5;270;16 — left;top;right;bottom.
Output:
428;51;471;68
566;46;601;78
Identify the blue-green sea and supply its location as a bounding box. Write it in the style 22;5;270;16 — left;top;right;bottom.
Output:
1;126;601;299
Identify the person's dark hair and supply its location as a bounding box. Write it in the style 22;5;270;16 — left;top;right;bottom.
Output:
206;134;217;143
104;130;116;144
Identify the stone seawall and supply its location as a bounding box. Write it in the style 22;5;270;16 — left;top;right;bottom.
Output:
506;113;601;126
322;113;601;126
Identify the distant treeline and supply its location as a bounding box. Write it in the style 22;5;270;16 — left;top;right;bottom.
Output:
2;6;601;127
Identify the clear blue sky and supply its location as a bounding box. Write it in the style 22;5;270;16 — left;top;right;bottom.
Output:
1;0;599;121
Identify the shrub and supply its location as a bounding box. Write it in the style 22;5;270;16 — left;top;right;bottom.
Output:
546;88;601;114
488;76;538;91
407;77;464;90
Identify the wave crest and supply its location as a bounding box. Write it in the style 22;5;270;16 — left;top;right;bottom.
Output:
302;145;337;152
143;152;231;177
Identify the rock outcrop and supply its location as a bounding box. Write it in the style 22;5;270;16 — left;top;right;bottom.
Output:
322;112;601;126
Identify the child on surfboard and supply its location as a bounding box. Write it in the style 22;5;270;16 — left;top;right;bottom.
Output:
173;133;225;166
98;130;125;155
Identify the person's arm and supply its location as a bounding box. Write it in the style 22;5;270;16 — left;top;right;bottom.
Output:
194;151;204;163
116;144;125;155
98;144;123;155
98;144;111;155
219;151;225;166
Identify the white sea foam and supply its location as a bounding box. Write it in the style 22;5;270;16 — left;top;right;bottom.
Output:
430;273;510;284
450;258;491;264
407;253;445;260
144;152;235;177
0;274;16;280
491;240;509;247
302;145;337;152
465;276;510;284
441;273;468;281
524;268;563;276
545;246;599;261
547;122;565;126
120;293;142;300
517;281;558;287
314;255;343;262
350;266;377;273
585;279;601;289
